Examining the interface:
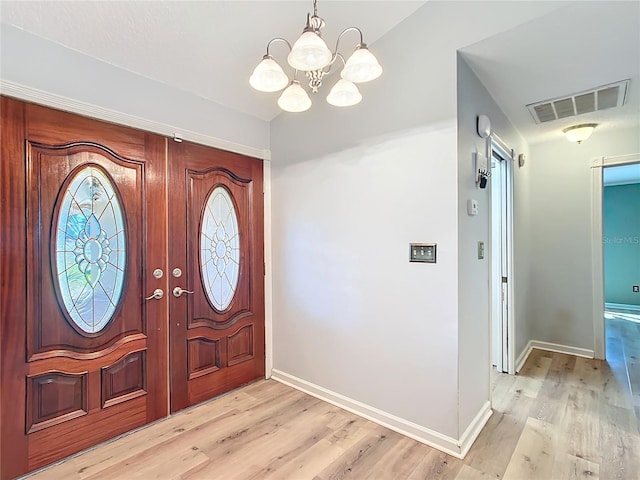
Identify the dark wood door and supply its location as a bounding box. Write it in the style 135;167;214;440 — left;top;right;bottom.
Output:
0;99;168;479
168;141;264;412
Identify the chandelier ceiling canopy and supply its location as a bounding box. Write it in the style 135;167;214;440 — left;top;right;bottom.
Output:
249;0;383;113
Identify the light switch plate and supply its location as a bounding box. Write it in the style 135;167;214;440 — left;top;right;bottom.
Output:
410;243;437;263
467;199;479;216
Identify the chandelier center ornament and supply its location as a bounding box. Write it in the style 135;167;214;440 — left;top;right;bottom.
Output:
249;0;383;112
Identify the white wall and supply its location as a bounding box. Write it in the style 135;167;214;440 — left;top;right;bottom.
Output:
271;123;460;437
528;127;640;351
270;1;562;448
456;55;530;431
0;25;270;153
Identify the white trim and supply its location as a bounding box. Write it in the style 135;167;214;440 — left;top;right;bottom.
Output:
506;154;516;375
605;303;640;312
0;79;271;161
263;160;273;378
271;369;491;459
516;340;595;373
591;158;605;360
489;139;516;375
515;341;534;373
531;340;593;359
591;153;640;360
489;155;503;371
458;401;493;458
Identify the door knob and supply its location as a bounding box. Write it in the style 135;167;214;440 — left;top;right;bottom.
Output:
173;286;194;298
145;289;164;300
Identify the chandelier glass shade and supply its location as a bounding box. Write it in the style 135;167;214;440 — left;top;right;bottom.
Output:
341;46;383;83
277;80;312;112
326;79;362;107
249;0;382;112
288;31;333;71
249;56;289;92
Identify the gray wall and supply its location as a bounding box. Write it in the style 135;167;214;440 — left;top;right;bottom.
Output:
528;128;640;350
456;55;530;426
270;1;559;443
271;123;460;437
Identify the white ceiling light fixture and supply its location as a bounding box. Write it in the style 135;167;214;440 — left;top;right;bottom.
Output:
249;0;383;112
563;123;598;144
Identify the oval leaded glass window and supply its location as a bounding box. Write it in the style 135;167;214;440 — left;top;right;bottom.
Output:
54;165;126;334
200;186;240;311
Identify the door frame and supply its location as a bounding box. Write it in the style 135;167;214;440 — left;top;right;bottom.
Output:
264;160;274;377
0;82;274;377
591;152;640;360
489;136;515;374
0;95;273;478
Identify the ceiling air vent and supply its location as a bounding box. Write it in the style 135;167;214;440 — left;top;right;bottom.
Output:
527;80;629;124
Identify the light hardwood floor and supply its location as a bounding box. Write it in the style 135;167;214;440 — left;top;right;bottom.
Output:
25;318;640;480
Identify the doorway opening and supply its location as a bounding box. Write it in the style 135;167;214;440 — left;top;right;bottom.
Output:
489;138;515;374
592;154;640;361
602;162;640;360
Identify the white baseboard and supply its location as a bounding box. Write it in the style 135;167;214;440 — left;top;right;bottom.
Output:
270;369;491;459
458;401;493;458
515;342;534;373
606;302;640;312
515;340;594;373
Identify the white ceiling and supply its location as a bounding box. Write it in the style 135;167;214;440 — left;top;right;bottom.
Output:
460;1;640;145
0;0;425;122
0;1;638;144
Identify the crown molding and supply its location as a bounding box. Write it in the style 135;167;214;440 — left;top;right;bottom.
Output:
0;79;271;161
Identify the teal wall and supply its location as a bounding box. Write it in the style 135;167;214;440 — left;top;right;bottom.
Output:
604;183;640;306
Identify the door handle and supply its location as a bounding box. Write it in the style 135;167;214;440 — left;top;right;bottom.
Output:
173;286;194;298
145;288;164;300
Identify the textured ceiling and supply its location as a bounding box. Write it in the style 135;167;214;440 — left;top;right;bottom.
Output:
1;1;638;144
0;0;425;121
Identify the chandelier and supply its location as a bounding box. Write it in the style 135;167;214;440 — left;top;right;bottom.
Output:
249;0;383;112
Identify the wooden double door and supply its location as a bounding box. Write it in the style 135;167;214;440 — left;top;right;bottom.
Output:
0;98;265;479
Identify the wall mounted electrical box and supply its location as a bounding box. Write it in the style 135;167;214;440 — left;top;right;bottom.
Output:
410;243;437;263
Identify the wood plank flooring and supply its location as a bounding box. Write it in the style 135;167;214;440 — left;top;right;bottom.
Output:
24;318;640;480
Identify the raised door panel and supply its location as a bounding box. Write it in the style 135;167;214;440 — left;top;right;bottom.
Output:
168;141;264;413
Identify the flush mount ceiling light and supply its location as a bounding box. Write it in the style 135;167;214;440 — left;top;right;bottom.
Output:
249;0;382;113
563;123;598;144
